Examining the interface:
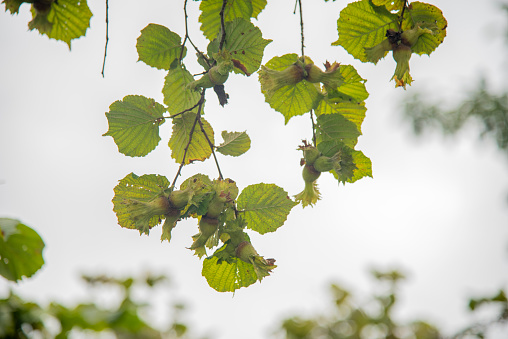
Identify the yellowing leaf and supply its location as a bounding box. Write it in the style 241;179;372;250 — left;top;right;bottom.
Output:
103;95;166;157
169;112;214;165
137;24;186;70
217;131;251;156
237;183;297;234
372;0;403;11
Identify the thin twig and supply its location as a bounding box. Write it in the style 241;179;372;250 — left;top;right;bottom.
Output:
171;90;206;188
181;0;209;66
198;117;224;179
165;100;202;119
310;109;317;146
398;0;409;32
218;0;228;51
101;0;109;77
297;0;304;57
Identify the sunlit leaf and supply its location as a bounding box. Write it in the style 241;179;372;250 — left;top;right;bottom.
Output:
237;183;297;234
251;0;267;18
169;112;214;164
224;18;272;75
402;2;447;55
372;0;403;11
333;0;398;62
112;173;170;235
260;54;322;123
29;0;92;48
136;23;186;70
103;95;166;157
315;99;366;134
163;64;202;115
202;255;257;292
199;0;252;40
316;113;361;148
216;131;251;156
0;218;45;282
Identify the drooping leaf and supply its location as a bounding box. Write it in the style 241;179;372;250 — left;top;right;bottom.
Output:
333;0;398;62
202;255;257;292
224;18;272;75
402;2;447;55
103;95;166;157
260;54;322;123
237;183;297;234
199;0;253;41
163;64;202;115
216;131;251;156
0;218;45;282
169;112;214;165
316;113;361;148
372;0;403;11
349;150;373;182
29;0;92;48
136;23;186;70
112;173;170;235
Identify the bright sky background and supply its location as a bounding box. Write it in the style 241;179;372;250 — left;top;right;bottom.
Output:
1;1;508;338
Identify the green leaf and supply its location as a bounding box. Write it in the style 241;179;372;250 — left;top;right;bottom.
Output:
316;113;361;148
372;0;403;11
224;18;272;75
260;54;322;123
333;0;398;62
199;0;253;41
237;183;297;234
163;64;202;115
29;0;93;48
136;24;186;70
315;99;366;135
112;173;170;235
169;112;214;165
402;2;447;55
332;65;369;103
0;218;45;282
103;95;166;157
216;131;251;156
318;141;372;183
202;255;257;292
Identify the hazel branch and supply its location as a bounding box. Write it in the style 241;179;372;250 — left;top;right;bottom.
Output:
297;0;305;57
101;0;109;78
171;90;206;188
181;0;209;65
198;117;224;180
218;0;228;52
398;0;409;32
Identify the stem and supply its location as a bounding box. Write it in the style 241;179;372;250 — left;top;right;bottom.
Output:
298;0;305;58
310;109;317;146
101;0;109;78
198;117;224;180
164;100;203;120
171;90;206;188
218;0;228;51
398;0;409;32
181;0;208;65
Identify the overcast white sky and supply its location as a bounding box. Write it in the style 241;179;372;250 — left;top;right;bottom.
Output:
1;1;508;338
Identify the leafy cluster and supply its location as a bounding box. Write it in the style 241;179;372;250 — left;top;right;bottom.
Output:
334;0;447;88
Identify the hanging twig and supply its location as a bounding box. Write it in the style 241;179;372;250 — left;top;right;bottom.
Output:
310;110;317;146
297;0;305;57
218;0;228;51
181;0;205;62
198;117;224;180
101;0;109;77
171;90;206;188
